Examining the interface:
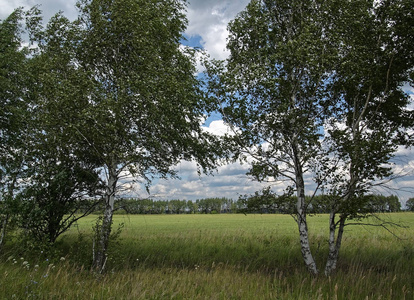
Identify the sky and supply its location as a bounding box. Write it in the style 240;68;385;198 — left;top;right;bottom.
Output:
1;0;413;205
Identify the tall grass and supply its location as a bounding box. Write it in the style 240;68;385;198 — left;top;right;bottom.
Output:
1;213;413;299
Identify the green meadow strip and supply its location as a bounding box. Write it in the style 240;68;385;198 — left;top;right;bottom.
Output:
1;213;413;299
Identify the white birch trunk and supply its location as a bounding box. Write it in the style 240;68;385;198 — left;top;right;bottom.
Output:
293;144;318;275
94;162;117;272
324;213;346;276
296;187;318;275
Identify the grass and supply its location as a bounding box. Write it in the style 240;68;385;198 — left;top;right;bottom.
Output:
0;213;413;299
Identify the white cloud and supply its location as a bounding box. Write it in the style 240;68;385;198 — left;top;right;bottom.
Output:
0;0;78;22
186;0;250;60
147;162;265;201
140;120;272;200
202;119;233;136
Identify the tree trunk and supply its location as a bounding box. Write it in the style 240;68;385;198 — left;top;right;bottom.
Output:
324;213;346;276
296;189;319;275
94;163;117;273
0;215;9;252
293;144;318;275
324;152;356;275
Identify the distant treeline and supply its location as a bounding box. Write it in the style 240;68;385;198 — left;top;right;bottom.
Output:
237;192;402;214
83;194;403;215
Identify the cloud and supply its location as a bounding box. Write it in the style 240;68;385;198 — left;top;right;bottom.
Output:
185;0;250;60
0;0;78;22
202;119;233;136
138;120;268;200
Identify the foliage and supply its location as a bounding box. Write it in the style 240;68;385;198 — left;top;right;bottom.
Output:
321;0;414;214
167;199;188;214
17;161;102;243
238;187;296;214
0;8;27;174
406;198;414;212
74;0;220;185
110;193;404;215
364;195;401;213
238;191;402;214
195;197;231;213
113;197;236;214
0;8;30;251
2;8;104;245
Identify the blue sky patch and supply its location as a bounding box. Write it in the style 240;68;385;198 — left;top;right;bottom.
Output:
181;34;204;49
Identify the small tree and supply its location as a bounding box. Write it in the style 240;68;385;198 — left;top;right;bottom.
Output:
406;198;414;212
168;200;187;214
238;187;295;214
17;159;102;244
387;196;401;212
9;9;105;245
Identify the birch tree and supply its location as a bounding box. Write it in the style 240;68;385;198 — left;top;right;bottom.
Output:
321;0;414;275
206;0;413;275
72;0;219;272
206;0;336;275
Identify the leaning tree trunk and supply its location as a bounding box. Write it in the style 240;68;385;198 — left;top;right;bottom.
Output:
296;185;319;275
324;161;357;276
324;212;346;275
94;163;117;273
293;145;318;275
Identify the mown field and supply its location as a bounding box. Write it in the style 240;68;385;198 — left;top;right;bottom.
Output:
1;213;413;299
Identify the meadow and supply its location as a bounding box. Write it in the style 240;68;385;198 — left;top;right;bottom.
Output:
0;213;413;299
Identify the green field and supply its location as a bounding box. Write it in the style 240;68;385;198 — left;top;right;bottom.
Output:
1;213;413;299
